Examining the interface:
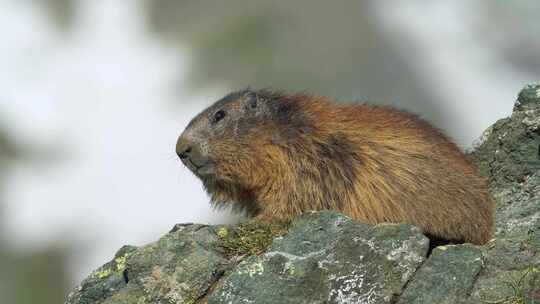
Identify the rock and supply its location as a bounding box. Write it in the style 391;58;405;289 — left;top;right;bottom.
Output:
468;236;540;304
396;244;483;304
470;82;540;190
66;82;540;304
65;224;229;304
490;171;540;240
468;82;540;304
208;211;429;304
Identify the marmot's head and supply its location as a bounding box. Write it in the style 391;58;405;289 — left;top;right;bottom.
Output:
176;89;312;183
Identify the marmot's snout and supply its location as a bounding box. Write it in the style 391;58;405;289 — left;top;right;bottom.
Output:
176;135;214;176
176;136;192;160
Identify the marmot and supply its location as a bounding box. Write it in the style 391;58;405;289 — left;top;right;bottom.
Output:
176;89;494;245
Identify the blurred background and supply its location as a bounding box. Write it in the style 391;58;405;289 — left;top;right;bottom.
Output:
1;1;539;303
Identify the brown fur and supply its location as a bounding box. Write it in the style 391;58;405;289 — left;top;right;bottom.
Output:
176;89;495;245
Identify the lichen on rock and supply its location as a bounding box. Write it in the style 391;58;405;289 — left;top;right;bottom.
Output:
65;225;229;304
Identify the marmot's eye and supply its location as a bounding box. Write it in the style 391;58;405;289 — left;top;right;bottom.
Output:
213;110;226;123
249;98;257;109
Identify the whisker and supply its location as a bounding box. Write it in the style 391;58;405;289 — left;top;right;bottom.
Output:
156;151;181;162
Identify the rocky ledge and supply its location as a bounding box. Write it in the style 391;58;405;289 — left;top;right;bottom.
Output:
66;83;540;304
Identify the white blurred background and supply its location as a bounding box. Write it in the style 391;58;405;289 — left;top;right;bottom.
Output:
0;1;538;303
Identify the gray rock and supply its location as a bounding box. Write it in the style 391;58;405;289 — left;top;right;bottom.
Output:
468;82;540;304
208;211;429;304
491;171;540;240
468;235;540;304
470;82;540;190
397;244;483;304
65;224;229;304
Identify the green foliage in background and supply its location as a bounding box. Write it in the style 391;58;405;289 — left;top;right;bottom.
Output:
41;0;75;31
0;249;71;304
144;0;437;114
0;118;70;303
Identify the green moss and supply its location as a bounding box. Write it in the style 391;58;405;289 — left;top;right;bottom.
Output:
114;253;129;272
183;290;201;304
136;296;148;304
90;252;131;280
217;227;229;238
92;266;113;279
217;221;289;258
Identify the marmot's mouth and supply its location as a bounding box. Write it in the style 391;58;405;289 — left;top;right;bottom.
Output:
183;158;215;176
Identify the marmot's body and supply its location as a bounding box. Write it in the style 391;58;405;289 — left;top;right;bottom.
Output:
176;89;494;245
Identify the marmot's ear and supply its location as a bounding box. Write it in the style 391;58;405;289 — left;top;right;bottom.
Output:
249;95;258;109
243;90;258;109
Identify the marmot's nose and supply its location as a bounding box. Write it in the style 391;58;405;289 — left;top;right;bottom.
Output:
176;137;192;159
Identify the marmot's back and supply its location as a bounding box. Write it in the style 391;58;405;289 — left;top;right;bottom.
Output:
332;104;493;244
176;89;495;245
